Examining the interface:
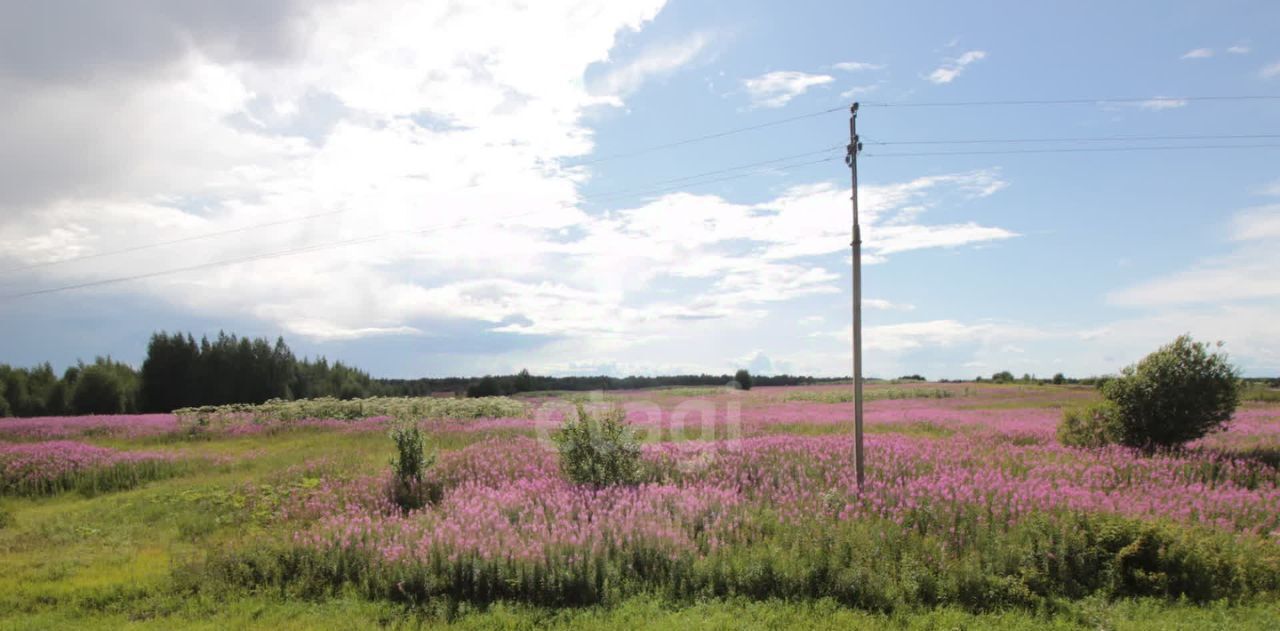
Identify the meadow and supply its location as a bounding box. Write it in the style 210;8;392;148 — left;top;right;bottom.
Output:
1;382;1278;629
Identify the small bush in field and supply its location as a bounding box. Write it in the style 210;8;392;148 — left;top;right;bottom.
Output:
1058;401;1122;448
1102;335;1240;451
734;369;753;391
388;422;436;510
553;403;641;488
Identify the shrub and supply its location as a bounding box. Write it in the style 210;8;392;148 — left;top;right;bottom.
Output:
388;422;436;510
734;369;753;391
1057;401;1122;448
553;404;641;488
1102;335;1240;451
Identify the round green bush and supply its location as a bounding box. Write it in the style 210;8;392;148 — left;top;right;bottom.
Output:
1101;335;1240;451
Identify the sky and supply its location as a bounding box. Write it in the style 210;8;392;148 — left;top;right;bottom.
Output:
1;0;1279;379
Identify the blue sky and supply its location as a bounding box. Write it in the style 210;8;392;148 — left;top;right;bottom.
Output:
1;0;1278;379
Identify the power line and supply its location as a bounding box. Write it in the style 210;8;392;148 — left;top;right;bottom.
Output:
566;94;1280;164
862;95;1280;108
863;142;1280;157
864;133;1280;146
583;145;843;201
572;95;1280;167
0;209;348;275
0;176;497;277
2;156;840;301
567;106;845;166
586;156;838;203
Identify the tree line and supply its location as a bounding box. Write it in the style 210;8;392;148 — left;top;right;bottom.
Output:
1;331;841;417
458;369;829;398
1;332;387;416
0;357;139;417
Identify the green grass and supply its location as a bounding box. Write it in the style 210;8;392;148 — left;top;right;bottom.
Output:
1242;386;1280;403
1;458;193;498
5;595;1280;630
0;426;532;620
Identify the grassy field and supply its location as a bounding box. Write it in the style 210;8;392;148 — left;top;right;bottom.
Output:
2;383;1278;629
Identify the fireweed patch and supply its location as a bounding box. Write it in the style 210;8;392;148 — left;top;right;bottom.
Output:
202;429;1280;608
0;414;180;440
0;440;185;496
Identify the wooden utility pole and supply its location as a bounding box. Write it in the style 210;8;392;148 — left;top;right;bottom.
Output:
846;102;865;490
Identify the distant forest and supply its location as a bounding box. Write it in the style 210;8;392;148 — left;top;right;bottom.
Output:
0;331;838;416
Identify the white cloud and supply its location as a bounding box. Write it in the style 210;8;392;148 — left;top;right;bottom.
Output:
0;166;1019;348
589;32;709;100
0;0;667;330
741;170;1014;261
1078;327;1110;341
287;321;422;341
1262;60;1280;79
866;320;1042;352
926;50;986;84
840;84;880;100
1227;44;1250;55
737;350;791;375
0;1;1029;378
871;223;1016;255
865;299;914;311
1109;205;1280;306
1181;48;1214;59
1109;255;1280;306
741;70;834;108
1134;96;1188;111
816;319;1044;352
1062;306;1280;375
832;61;884;72
803;306;1280;378
1231;204;1280;240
